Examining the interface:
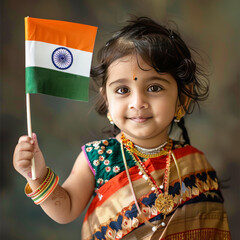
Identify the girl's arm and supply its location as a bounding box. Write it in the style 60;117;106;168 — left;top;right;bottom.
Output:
13;134;95;224
30;152;94;224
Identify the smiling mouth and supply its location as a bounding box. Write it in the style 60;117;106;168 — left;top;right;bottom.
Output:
128;116;152;123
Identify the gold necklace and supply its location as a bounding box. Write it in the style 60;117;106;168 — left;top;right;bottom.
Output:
120;134;183;231
129;149;174;216
121;133;173;158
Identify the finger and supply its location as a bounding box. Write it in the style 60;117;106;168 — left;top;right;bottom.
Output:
13;151;33;171
18;136;33;144
16;141;34;152
32;133;40;152
16;150;34;162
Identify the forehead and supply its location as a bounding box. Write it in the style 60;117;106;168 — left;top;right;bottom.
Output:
109;55;150;71
108;55;151;76
107;54;176;85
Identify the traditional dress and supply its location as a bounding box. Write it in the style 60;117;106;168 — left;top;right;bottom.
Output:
81;138;231;240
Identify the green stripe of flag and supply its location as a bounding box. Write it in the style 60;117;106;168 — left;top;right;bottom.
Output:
26;67;89;101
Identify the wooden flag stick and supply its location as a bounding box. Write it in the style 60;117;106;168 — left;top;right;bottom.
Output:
26;93;36;180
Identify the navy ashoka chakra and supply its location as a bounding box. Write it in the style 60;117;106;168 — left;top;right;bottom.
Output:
52;47;73;70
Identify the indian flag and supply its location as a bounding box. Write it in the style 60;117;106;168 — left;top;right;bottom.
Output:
25;17;98;101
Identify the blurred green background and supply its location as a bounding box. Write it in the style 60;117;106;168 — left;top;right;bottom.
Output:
1;0;239;239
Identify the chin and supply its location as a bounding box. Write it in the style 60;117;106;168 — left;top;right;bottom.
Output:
124;131;153;140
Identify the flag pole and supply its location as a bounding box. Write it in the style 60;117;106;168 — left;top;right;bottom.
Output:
26;93;36;180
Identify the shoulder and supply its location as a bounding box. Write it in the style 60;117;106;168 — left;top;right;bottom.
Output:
82;138;119;156
172;140;216;173
172;139;205;155
81;137;121;170
171;141;221;193
82;138;125;188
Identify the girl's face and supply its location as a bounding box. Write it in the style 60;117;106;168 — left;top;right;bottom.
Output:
106;55;179;147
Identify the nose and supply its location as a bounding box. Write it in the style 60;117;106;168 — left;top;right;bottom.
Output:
129;92;149;110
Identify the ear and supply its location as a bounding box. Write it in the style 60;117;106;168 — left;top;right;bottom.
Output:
182;95;191;112
176;83;193;115
175;84;193;121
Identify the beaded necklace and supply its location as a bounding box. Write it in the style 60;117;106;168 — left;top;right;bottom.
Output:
134;141;167;156
121;133;182;231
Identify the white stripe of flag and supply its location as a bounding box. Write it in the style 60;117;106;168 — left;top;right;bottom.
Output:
25;40;93;77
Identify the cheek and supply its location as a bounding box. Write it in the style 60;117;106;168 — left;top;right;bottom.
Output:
106;90;123;111
108;101;123;116
108;99;127;122
106;96;118;115
157;103;175;117
154;95;178;119
106;95;113;112
105;89;111;110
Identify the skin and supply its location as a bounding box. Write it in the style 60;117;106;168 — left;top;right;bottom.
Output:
13;54;188;224
13;133;95;224
106;54;181;148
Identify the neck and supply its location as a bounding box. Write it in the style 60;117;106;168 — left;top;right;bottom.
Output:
117;131;169;149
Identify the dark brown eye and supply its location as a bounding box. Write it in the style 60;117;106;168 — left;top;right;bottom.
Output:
116;87;130;95
148;85;163;92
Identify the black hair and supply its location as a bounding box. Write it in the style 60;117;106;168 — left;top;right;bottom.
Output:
91;16;209;144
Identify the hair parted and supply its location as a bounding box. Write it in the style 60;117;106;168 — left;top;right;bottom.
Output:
91;16;209;118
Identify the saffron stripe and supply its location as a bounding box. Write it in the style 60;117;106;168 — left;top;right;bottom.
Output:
25;17;97;52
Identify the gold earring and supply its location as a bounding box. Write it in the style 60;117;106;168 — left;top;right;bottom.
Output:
107;112;114;125
174;106;184;122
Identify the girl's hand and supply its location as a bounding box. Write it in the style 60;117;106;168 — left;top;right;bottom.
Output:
13;133;47;181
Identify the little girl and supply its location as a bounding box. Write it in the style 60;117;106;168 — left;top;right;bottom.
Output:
13;17;231;239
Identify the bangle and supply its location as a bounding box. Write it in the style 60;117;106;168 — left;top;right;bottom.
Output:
24;168;59;205
25;167;51;197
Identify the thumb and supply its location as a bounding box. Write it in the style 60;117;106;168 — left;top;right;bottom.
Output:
32;133;41;153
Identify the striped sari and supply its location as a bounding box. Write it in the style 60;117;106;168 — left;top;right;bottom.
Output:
81;138;231;240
